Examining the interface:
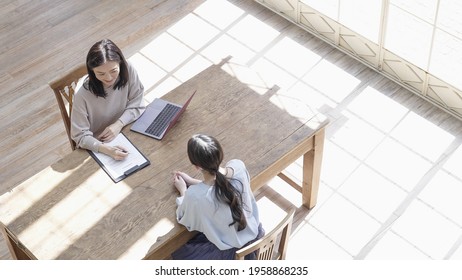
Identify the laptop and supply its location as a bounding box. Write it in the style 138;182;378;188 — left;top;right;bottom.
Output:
131;90;196;140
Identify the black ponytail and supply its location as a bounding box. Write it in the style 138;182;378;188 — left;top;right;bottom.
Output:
214;171;247;231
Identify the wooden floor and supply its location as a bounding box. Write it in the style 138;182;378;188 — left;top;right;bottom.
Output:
2;0;462;260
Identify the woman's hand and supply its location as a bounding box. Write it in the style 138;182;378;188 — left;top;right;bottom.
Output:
98;144;128;160
174;171;201;186
98;120;124;142
173;173;187;196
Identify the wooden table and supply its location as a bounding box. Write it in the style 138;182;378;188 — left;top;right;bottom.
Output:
0;59;328;260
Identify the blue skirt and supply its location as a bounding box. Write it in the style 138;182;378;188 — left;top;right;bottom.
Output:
171;224;265;260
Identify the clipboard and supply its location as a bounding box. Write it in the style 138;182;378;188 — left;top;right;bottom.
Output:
88;133;150;183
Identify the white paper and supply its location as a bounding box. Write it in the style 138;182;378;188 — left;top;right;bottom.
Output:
92;133;148;180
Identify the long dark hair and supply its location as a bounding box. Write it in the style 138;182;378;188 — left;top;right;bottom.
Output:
85;39;129;97
187;134;247;231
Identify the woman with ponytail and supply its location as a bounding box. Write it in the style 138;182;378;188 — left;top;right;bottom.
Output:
171;134;264;259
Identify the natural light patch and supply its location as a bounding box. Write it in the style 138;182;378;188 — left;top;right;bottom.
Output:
308;193;381;255
140;33;194;72
128;53;167;93
255;196;286;233
451;241;462;259
443;144;462;180
305;112;329;131
302;59;360;103
0;170;72;224
200;34;255;64
320;140;361;189
264;37;322;78
419;170;462;226
172;54;213;82
194;0;244;30
226;14;280;52
390;111;455;162
365;138;432;191
269;86;329;130
250;58;299;90
146;77;182;100
347;86;409;132
331;111;386;160
120;218;175;259
391;200;461;259
18;177;132;259
220;61;270;95
365;231;430;259
167;13;220;51
316;181;335;210
0;157;87;223
270;91;317;122
285;81;337;110
338;165;407;223
287;221;353;259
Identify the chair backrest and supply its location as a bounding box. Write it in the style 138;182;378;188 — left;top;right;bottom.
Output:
50;65;88;150
235;208;295;260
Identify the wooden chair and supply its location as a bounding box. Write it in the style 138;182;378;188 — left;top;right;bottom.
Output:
50;65;88;150
235;208;295;260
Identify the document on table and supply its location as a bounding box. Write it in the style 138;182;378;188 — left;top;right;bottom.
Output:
88;133;150;183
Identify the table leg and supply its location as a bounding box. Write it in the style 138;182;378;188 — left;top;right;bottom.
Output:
302;127;325;209
1;225;33;260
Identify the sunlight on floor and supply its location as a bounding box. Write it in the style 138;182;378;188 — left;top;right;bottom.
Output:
390;199;461;259
308;193;382;256
288;220;352;260
264;37;322;78
390;111;455;162
346;86;408;132
227;14;280;52
365;138;433;191
418;170;462;226
365;230;430;260
140;33;194;72
128;53;167;98
167;13;220;51
338;165;407;223
442;144;462;179
194;0;245;29
330;110;386;160
302;59;361;103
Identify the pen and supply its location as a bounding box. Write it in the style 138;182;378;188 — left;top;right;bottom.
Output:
116;147;129;154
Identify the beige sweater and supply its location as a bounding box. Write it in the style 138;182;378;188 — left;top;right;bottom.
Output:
70;62;145;152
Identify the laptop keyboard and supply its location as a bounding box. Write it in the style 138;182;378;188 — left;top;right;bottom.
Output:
145;103;181;137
